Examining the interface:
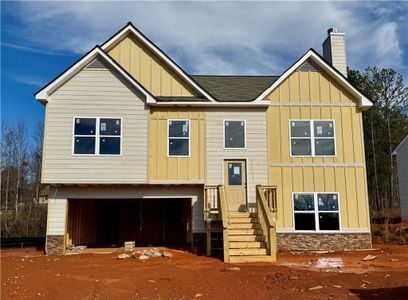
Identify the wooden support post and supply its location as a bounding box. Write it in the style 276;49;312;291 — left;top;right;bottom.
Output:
206;221;211;256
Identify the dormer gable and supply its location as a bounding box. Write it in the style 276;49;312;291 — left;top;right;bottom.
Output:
101;22;215;101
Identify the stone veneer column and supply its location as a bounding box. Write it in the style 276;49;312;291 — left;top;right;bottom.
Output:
46;235;65;255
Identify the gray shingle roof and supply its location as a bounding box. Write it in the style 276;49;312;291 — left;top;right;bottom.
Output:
191;75;279;102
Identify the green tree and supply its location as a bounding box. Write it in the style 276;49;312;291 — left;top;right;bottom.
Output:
349;67;408;214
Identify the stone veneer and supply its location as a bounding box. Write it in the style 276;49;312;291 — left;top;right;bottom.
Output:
46;235;65;255
277;233;372;251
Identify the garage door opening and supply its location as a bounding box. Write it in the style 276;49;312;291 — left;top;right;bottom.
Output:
67;198;191;249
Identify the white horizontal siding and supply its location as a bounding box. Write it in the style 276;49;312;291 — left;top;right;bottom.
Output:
43;66;148;184
206;108;269;205
46;199;67;235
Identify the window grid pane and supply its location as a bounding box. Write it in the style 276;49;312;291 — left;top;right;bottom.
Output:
290;121;311;137
169;138;189;156
291;139;312;156
169;120;189;138
74;118;96;135
100;118;121;136
74;137;95;154
99;137;121;155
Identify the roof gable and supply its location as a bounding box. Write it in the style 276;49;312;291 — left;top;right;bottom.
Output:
35;47;155;104
393;134;408;155
101;22;216;102
255;49;373;110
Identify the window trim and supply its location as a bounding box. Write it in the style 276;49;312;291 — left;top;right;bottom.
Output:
167;119;191;157
289;119;336;157
292;192;341;233
72;116;123;156
223;119;247;150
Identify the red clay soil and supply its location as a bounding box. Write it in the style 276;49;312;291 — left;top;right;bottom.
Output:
1;244;408;299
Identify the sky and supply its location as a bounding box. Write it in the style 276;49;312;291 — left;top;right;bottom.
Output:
1;1;408;129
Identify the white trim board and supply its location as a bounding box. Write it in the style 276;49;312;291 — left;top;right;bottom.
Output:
35;47;156;104
270;162;365;167
254;49;373;110
101;23;216;102
276;228;370;234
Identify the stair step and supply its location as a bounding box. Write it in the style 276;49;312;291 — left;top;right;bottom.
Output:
228;228;263;235
228;255;276;263
229;241;266;248
229;223;260;229
229;248;268;256
228;212;257;218
228;235;264;242
229;217;259;224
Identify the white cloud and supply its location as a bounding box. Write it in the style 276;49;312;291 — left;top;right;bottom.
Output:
7;73;46;87
3;1;406;75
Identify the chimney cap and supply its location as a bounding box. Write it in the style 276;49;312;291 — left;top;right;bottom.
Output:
327;27;338;34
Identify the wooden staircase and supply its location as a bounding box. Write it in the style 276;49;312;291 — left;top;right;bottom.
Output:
228;212;274;263
204;185;277;263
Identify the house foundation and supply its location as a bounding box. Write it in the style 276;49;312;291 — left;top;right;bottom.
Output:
277;233;372;251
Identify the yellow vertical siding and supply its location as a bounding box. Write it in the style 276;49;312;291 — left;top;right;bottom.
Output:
148;107;206;181
267;70;370;230
108;35;199;97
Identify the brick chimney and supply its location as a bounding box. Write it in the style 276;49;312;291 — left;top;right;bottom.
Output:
322;27;348;77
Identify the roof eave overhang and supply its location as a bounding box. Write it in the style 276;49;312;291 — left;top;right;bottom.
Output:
101;23;216;102
150;100;270;107
254;49;373;110
35;47;156;105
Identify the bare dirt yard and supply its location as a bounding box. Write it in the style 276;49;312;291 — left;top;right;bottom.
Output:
1;244;408;299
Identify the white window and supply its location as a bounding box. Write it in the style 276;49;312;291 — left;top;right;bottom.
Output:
73;117;121;155
224;120;246;149
168;120;190;157
290;120;335;156
293;193;340;231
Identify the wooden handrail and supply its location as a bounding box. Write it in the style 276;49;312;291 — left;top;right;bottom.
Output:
217;185;229;262
256;185;275;228
256;185;277;260
204;185;219;221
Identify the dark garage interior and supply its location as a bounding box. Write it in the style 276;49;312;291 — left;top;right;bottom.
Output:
67;198;192;248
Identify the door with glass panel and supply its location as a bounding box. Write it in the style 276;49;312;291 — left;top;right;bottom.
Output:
224;159;247;212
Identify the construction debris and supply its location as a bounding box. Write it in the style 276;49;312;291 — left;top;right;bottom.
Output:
308;285;324;291
362;255;377;261
162;250;174;258
65;245;87;254
117;254;131;260
124;241;135;252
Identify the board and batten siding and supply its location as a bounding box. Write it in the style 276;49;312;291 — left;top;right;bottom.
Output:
395;137;408;220
148;108;206;182
108;35;199;97
266;70;370;232
42;62;148;184
206;108;269;206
